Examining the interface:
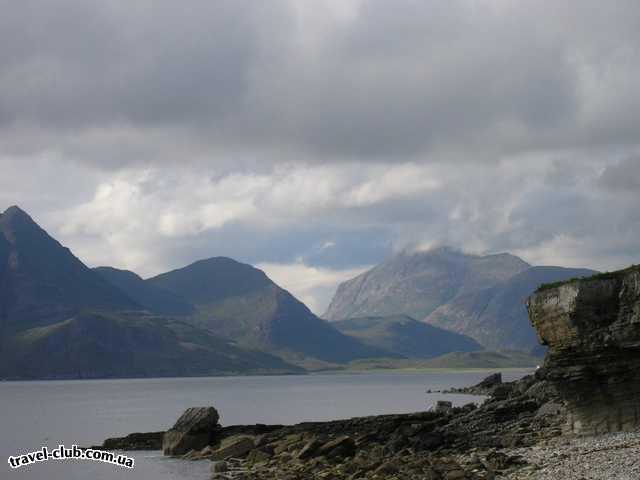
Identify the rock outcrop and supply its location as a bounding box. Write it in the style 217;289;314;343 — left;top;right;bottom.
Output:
527;265;640;435
101;371;567;479
162;407;220;455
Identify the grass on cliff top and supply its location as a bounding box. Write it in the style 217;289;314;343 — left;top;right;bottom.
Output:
536;264;639;292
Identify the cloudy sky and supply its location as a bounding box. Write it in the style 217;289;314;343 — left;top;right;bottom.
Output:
2;0;639;313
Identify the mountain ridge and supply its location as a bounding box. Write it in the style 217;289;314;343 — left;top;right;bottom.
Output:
147;257;393;364
324;247;530;321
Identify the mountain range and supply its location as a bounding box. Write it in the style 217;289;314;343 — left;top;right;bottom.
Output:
0;205;599;379
0;206;385;378
324;247;597;352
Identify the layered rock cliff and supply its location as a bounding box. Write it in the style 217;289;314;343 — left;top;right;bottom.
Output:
527;265;640;435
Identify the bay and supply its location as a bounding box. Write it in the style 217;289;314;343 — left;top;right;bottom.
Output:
0;370;530;480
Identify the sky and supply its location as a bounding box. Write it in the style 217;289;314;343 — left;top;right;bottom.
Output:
1;0;639;314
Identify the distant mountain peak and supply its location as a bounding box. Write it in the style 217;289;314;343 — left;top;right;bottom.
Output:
1;205;36;224
324;247;530;320
2;205;27;215
0;205;39;243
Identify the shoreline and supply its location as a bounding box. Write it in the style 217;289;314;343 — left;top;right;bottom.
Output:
0;367;535;383
98;372;570;479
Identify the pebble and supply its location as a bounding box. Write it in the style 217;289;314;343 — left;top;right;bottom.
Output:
500;430;640;480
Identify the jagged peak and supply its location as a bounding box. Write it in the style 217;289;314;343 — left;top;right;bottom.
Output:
1;205;37;226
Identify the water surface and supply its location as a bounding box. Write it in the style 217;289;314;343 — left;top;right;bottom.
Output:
0;370;530;480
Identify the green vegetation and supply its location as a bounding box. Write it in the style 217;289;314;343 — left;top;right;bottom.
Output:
536;265;639;292
323;350;541;373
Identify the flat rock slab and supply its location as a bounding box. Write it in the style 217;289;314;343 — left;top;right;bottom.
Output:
210;436;255;461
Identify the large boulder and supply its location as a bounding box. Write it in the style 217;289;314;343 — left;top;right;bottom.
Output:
162;407;220;456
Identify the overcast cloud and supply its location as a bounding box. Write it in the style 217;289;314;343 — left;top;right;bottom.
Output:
1;0;639;313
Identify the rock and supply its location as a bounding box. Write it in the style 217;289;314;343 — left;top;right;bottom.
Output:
435;400;453;413
374;459;400;475
99;431;164;450
528;265;640;435
297;438;322;459
445;470;467;480
317;436;356;459
210;435;255;460
478;373;502;388
162;407;220;456
211;460;228;473
536;402;564;418
246;448;271;464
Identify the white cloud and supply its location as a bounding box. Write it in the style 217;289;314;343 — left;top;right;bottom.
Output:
257;260;369;314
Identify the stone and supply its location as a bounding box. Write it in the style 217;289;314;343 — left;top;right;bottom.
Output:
478;373;502;388
528;266;640;435
99;431;164;450
317;436;356;459
211;460;228;473
210;435;255;460
162;407;220;456
536;402;564;418
247;448;272;464
435;401;453;413
297;438;322;459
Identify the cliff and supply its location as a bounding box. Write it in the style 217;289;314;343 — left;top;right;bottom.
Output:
527;265;640;434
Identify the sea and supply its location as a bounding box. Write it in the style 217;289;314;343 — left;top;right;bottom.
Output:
0;370;531;480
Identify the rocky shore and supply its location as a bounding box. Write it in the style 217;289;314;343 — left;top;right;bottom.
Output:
96;265;640;479
98;370;569;479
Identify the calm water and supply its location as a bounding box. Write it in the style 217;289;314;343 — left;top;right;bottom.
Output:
1;371;530;480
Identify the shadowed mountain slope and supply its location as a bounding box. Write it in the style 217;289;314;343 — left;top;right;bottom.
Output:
0;311;300;379
148;257;393;363
425;266;598;351
0;206;302;378
94;266;194;316
334;315;482;359
0;206;139;333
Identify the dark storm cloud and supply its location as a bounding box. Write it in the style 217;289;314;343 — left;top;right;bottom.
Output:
2;1;640;312
2;0;640;165
599;157;640;192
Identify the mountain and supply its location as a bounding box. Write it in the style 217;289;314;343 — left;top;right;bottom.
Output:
0;206;301;378
324;247;530;321
94;267;194;316
0;206;139;334
333;315;482;359
148;257;392;363
425;266;597;351
0;311;300;379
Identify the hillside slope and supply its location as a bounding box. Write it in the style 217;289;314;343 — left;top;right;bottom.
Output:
425;266;598;351
334;315;482;359
0;311;300;379
148;257;392;363
324;247;530;321
0;206;139;334
94;266;194;316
